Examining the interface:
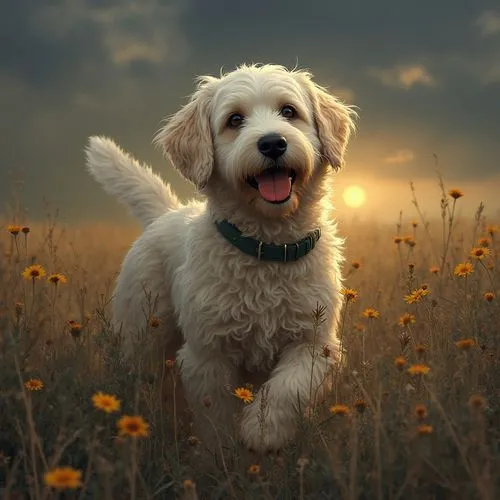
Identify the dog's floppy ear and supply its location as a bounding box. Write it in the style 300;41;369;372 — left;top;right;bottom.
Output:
155;77;217;190
308;81;357;170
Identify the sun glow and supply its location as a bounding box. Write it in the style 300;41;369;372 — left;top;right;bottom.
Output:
342;185;366;208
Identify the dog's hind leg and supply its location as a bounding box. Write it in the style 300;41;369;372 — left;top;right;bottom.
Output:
111;230;180;364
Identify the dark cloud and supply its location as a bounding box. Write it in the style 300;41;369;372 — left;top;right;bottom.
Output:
0;1;106;89
0;0;499;222
179;0;499;67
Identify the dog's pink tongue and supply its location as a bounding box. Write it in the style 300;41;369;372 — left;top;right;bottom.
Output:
255;170;291;202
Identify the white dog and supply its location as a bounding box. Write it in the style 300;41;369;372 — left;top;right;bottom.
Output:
85;64;356;453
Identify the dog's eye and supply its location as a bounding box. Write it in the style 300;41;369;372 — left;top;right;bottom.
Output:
280;105;297;119
227;113;244;129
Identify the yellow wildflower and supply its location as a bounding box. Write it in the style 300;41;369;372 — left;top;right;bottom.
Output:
417;424;433;436
234;387;254;404
454;262;473;277
470;247;490;260
398;313;416;327
403;235;416;247
414;404;428;420
117;415;150;438
68;320;82;338
247;464;261;475
329;404;350;416
448;188;464;199
362;307;380;319
404;288;430;304
407;364;431;376
183;479;196;492
91;392;121;413
44;467;82;489
21;264;46;281
6;224;22;235
394;356;407;370
24;378;44;391
340;288;359;302
47;273;68;285
455;339;475;350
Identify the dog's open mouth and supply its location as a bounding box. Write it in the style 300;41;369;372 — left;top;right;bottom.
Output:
247;167;297;204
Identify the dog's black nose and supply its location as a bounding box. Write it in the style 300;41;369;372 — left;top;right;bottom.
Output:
257;134;287;159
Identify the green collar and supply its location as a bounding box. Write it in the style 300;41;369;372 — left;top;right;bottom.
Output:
215;219;321;263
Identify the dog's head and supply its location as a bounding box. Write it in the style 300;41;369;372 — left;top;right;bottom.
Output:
155;64;357;218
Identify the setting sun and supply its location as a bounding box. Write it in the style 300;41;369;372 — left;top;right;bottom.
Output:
342;185;366;208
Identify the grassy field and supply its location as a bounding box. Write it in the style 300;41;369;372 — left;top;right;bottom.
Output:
0;180;499;499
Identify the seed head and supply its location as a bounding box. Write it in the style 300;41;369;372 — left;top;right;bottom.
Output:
7;224;22;235
394;356;407;370
417;424;433;436
407;364;431;376
414;404;428;420
449;188;464;199
455;339;475;351
468;394;487;411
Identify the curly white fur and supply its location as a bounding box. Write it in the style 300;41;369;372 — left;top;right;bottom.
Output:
85;64;357;453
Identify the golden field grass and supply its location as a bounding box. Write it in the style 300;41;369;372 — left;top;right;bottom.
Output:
0;181;499;499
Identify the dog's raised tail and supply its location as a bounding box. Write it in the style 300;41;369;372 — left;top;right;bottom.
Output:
85;136;181;228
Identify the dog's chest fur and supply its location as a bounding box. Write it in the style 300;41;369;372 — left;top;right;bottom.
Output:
171;219;342;371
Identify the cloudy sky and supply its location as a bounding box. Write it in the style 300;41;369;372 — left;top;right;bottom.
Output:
1;0;499;225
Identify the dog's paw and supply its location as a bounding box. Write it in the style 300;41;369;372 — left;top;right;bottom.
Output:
239;401;296;454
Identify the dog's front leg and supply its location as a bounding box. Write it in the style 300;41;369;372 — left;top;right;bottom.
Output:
177;342;240;446
240;342;336;453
